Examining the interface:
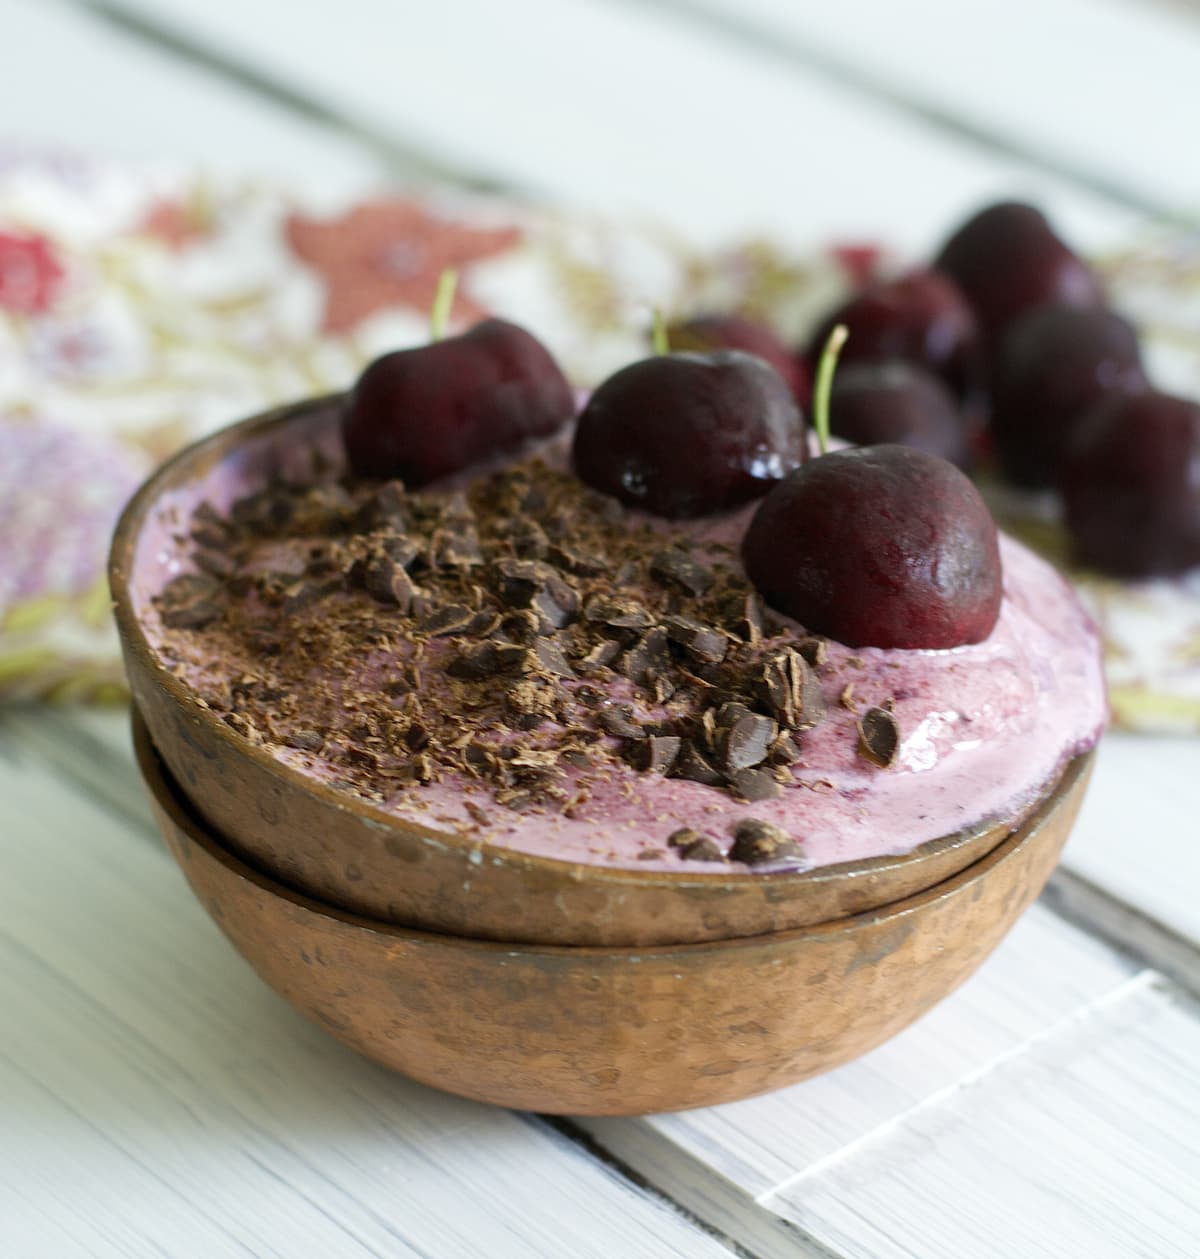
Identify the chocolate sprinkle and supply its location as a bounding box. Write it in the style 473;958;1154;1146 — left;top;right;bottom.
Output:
630;735;682;774
858;706;901;768
650;548;714;596
729;818;801;865
680;836;725;862
154;452;849;822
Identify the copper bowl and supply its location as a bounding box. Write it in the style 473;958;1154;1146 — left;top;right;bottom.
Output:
110;398;1051;948
135;710;1093;1115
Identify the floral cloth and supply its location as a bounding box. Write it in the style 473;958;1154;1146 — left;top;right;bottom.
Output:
0;153;1196;730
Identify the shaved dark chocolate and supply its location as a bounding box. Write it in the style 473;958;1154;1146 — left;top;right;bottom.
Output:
680;836;725;862
630;735;682;774
858;706;901;768
650;548;714;596
729;818;800;865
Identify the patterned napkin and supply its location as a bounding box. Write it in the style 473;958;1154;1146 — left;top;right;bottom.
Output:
0;153;1196;730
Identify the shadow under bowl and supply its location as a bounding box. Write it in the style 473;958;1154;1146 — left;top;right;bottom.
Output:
135;709;1093;1116
111;397;1047;948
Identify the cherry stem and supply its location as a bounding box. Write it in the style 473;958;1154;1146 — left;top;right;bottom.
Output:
429;268;459;342
651;306;670;356
812;323;848;456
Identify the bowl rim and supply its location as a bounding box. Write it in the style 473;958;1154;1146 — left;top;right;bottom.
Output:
110;395;1066;896
136;706;1092;960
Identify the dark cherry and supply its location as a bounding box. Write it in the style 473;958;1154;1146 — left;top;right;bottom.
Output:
667;313;811;407
342;319;574;484
572;350;805;518
743;444;1002;649
991;304;1146;488
829;361;972;471
934;201;1102;341
805;268;983;408
1061;391;1200;578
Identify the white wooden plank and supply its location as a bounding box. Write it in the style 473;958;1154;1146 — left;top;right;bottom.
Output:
86;0;1139;250
0;750;736;1259
768;977;1200;1259
585;951;1200;1256
684;0;1200;214
4;0;379;195
1064;732;1200;964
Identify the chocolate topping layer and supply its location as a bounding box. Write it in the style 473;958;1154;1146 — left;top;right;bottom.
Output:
153;454;852;859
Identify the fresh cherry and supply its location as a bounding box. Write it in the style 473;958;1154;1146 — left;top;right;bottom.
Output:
1061;390;1200;577
990;304;1146;488
829;361;972;472
742;327;1002;649
572;336;805;517
667;313;811;407
934;201;1102;341
805;268;982;409
342;274;573;484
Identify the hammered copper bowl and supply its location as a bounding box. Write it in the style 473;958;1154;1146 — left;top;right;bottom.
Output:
110;397;1050;948
135;711;1093;1115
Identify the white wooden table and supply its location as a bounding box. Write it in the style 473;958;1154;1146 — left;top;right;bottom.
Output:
4;1;1200;1255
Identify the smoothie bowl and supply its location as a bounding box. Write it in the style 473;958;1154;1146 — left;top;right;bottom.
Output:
110;382;1105;947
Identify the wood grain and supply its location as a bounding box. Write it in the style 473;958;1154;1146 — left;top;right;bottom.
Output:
0;747;736;1259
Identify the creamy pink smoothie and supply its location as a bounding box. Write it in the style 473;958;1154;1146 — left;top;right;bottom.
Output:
133;401;1106;873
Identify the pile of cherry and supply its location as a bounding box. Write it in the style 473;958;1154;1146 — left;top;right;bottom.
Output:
341;200;1200;656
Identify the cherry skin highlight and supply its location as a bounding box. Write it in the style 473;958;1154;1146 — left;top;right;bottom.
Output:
342;319;574;484
934;201;1102;343
1061;390;1200;578
667;313;811;407
806;267;983;409
742;444;1002;649
572;350;805;518
991;304;1146;489
829;361;973;472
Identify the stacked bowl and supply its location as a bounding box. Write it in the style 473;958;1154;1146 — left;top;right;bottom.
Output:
111;400;1094;1115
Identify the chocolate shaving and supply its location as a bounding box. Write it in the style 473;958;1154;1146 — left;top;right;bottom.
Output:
284;729;325;752
797;636;828;667
752;647;825;730
649;548;714;596
671;740;724;786
629;735;681;775
160;599;222;630
547;543;605;576
431;524;482;568
663;615;728;665
667;827;701;849
193;548;237;580
447;641;529;680
418;604;479;637
621;626;671;686
530;637;575;678
714;704;777;773
510;519;550;559
680;836;725;862
584;597;654;635
577;639;622;673
857;706;901;768
503;676;562;730
599;706;643;739
728;767;782;801
729;818;801;865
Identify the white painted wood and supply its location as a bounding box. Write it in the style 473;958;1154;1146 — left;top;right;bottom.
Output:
0;748;737;1259
685;0;1200;215
768;976;1200;1259
82;0;1139;249
1064;733;1200;943
585;933;1200;1256
5;0;379;194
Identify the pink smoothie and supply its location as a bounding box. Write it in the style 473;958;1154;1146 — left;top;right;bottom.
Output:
133;401;1107;873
